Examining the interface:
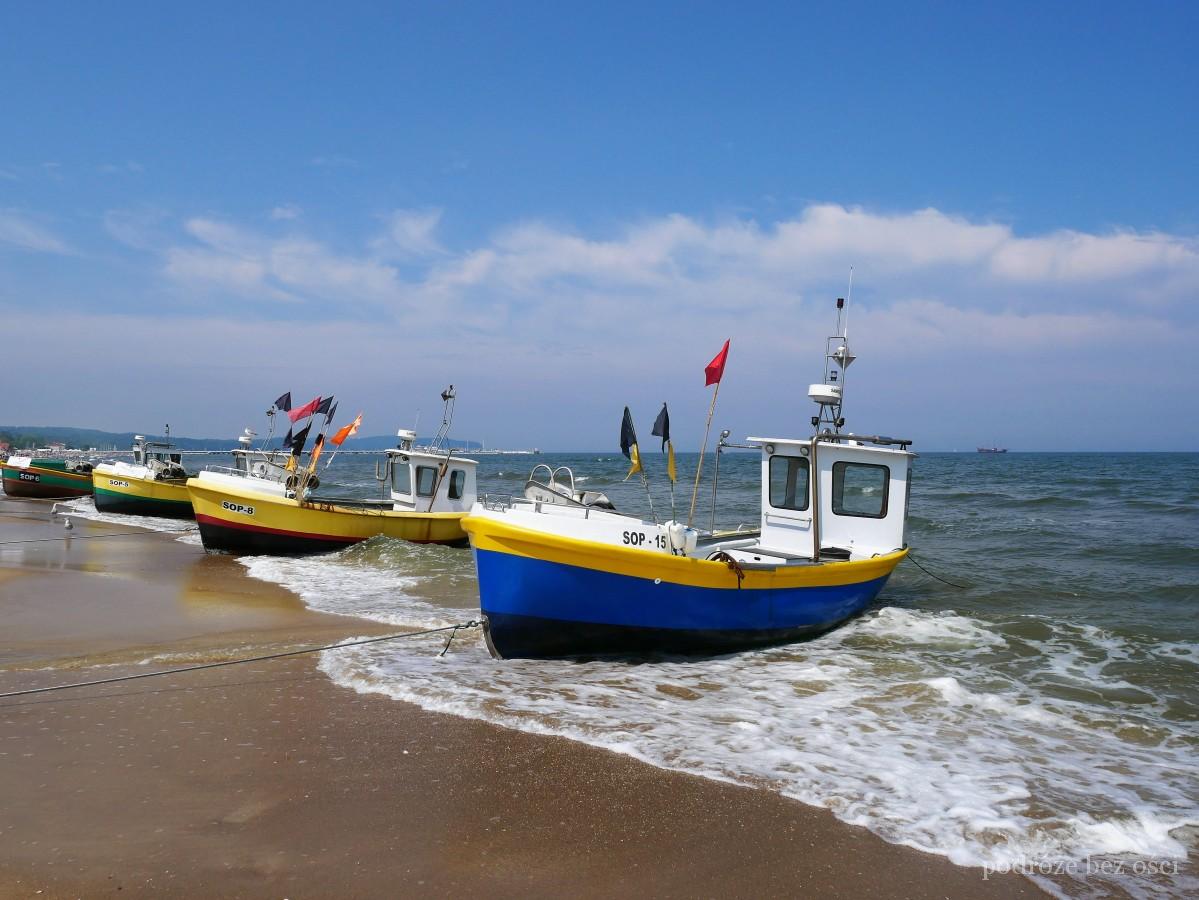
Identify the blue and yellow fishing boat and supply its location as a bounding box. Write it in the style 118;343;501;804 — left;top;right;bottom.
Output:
463;297;916;658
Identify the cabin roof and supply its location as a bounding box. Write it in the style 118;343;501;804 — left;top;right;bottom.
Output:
385;448;479;467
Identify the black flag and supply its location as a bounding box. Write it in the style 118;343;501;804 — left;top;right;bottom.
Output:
289;422;312;457
620;407;642;479
651;403;670;450
281;425;295;449
316;395;335;416
274;391;292;412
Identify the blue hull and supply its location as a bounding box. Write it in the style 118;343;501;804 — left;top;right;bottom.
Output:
474;548;891;659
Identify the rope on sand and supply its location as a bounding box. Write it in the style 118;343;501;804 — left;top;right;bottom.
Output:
0;621;483;700
0;530;189;545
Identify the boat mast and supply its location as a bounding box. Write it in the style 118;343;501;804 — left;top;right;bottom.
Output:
808;275;857;437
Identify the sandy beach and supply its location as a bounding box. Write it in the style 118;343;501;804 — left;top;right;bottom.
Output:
0;495;1042;898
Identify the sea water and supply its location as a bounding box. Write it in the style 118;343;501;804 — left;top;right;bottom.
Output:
70;450;1199;898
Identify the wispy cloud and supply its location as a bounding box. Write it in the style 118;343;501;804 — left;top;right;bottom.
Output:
103;207;168;250
157;204;1199;335
164;216;401;305
6;199;1198;448
270;204;302;221
0;209;70;254
371;208;446;259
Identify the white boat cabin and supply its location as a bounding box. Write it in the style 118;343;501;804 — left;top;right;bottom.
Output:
193;429;297;499
469;294;914;569
96;435;187;482
381;430;477;513
748;435;912;562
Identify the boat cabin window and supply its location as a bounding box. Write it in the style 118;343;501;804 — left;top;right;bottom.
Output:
448;469;466;500
391;459;412;494
415;465;438;497
768;455;810;511
832;462;889;519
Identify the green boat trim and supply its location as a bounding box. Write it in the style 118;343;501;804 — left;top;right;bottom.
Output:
92;485;195;520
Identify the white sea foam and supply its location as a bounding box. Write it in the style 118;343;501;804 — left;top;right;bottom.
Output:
57;497;198;534
238;539;474;628
239;547;1198;898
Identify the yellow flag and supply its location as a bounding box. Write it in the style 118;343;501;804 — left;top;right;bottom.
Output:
666;441;677;484
624;442;642;481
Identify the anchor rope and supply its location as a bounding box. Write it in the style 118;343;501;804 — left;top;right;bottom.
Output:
0;621;482;700
905;552;970;590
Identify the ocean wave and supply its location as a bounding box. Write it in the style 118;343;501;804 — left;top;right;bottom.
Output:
238;535;475;628
56;497;199;534
314;605;1198;897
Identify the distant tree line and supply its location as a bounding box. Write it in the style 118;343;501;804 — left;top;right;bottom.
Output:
0;430;76;450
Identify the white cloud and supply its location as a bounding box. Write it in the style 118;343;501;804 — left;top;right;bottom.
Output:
371;209;446;259
0;209;69;254
165;216;406;306
270;204;302;221
154;203;1199;353
990;229;1198;282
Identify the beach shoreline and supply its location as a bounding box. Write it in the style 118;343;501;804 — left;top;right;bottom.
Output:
0;496;1042;898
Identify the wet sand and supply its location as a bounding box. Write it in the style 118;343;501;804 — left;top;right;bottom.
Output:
0;496;1042;897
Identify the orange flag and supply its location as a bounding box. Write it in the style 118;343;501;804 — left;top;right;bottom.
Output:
329;413;363;447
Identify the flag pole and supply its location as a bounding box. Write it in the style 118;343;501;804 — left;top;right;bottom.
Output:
687;381;721;527
669;464;676;521
639;464;657;524
299;402;336;497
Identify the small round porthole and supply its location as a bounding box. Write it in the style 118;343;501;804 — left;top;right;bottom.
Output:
765;443;776;454
800;446;810;456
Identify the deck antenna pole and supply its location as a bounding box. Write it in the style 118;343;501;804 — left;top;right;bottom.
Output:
710;429;730;532
426;386;458;511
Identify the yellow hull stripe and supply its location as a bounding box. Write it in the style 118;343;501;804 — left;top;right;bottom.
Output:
187;478;467;544
92;471;190;504
462;514;907;590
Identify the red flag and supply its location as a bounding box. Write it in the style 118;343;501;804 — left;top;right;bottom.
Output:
704;339;731;386
287;395;322;422
329;413;363;447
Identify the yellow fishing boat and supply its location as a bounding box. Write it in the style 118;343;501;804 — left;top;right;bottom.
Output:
92;435;193;519
188;428;477;555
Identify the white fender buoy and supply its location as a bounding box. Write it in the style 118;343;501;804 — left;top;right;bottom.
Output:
63;517;74;530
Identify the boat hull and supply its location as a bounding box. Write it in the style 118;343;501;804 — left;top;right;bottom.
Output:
187;478;469;555
92;473;194;519
1;462;93;499
464;514;905;659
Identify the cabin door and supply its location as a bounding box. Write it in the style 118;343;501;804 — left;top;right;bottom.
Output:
759;453;814;555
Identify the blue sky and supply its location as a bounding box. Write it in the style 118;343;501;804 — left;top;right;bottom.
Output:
2;2;1196;450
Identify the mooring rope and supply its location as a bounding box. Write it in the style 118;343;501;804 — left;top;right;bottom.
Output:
0;621;482;700
906;552;970;590
0;530;190;545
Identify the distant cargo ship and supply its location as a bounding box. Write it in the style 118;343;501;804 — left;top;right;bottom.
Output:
977;446;1008;453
